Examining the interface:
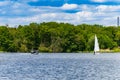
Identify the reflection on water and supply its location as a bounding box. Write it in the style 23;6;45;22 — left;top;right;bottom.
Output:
0;53;120;80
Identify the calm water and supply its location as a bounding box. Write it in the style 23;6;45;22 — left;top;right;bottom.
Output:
0;53;120;80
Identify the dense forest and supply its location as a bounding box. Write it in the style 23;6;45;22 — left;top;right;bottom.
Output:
0;22;120;53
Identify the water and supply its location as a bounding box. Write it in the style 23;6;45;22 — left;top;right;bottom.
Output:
0;53;120;80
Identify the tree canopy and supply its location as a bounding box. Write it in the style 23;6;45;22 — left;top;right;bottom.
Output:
0;22;119;53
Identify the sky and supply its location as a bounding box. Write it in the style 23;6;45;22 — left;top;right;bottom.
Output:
0;0;120;27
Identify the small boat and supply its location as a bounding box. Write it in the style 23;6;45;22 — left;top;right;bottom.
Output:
94;34;100;55
31;50;38;55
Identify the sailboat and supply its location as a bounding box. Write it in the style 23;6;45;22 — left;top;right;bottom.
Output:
94;35;100;55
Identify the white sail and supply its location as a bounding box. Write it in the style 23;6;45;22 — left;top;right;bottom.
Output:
94;35;100;54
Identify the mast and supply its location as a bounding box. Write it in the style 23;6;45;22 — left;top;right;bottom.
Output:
117;17;119;27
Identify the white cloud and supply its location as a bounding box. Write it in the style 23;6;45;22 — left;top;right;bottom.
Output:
61;3;78;10
0;5;117;26
0;1;10;6
76;11;92;18
91;0;106;3
3;11;93;26
96;5;120;12
0;1;120;27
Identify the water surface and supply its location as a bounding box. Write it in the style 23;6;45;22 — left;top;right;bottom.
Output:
0;53;120;80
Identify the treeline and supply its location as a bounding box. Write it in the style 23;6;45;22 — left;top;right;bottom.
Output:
0;22;120;52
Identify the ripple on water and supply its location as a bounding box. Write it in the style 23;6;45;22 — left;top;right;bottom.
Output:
0;53;120;80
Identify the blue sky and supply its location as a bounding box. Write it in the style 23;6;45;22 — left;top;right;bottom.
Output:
0;0;120;26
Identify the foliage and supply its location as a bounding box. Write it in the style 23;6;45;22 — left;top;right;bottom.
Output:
0;22;119;52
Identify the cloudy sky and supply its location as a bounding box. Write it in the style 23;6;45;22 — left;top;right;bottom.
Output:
0;0;120;27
